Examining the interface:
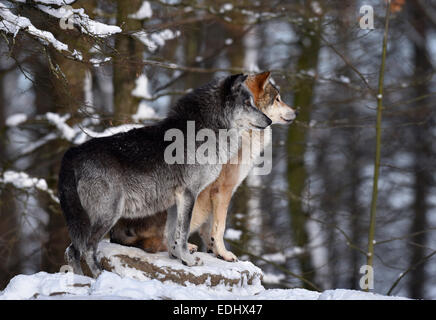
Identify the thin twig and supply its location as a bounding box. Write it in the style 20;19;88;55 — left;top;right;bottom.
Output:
226;239;321;292
366;0;391;291
386;250;436;296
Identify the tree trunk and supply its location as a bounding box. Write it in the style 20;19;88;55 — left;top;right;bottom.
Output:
407;1;432;299
113;0;144;120
286;5;321;289
0;68;21;289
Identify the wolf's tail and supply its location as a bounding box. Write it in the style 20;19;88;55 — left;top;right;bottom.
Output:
58;148;91;265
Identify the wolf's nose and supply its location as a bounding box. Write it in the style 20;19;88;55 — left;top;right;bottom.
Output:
294;107;300;116
265;116;272;127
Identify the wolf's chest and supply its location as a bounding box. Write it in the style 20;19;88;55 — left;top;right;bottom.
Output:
234;128;272;189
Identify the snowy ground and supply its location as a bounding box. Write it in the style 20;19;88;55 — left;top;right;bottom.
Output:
0;236;408;301
0;270;408;300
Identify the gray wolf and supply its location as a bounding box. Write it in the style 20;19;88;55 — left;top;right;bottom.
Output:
58;73;272;276
110;71;296;261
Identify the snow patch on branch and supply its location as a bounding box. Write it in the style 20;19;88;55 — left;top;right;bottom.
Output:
15;0;76;4
261;252;286;264
5;113;27;126
0;2;82;59
45;112;76;141
132;101;157;122
37;5;121;37
133;29;180;52
0;171;59;203
1;1;120;63
1;3;66;49
128;1;153;20
89;56;112;66
224;228;242;241
132;74;151;99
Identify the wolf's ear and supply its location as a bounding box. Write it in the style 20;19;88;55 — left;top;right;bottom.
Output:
245;71;271;100
256;71;271;91
230;74;248;92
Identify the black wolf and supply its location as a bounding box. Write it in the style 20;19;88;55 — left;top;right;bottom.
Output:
58;74;271;276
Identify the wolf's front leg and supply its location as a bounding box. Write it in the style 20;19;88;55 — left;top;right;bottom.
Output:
168;189;203;266
209;188;238;262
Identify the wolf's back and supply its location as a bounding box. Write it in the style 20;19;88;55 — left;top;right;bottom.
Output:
58;147;91;251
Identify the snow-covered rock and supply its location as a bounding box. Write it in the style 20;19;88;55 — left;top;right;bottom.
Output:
97;241;263;289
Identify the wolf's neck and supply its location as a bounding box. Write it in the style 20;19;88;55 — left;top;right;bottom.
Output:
240;127;272;158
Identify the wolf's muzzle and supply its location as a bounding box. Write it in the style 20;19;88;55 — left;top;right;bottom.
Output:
281;109;296;123
252;112;272;129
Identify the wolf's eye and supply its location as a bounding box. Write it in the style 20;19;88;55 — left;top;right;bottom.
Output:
276;97;280;102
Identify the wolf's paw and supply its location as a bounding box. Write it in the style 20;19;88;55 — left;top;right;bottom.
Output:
188;243;198;254
215;248;238;262
181;252;203;267
169;244;203;266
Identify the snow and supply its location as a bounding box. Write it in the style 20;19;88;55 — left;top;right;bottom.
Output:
317;289;407;300
0;3;69;53
133;29;181;52
0;272;92;300
80;15;121;37
0;270;408;300
0;240;408;300
262;273;285;284
0;242;408;300
0;2;118;63
0;170;59;203
74;124;144;145
23;111;152;145
19;0;76;4
83;69;93;108
234;213;244;219
310;1;323;15
284;247;304;258
130;74;159;121
301;69;316;77
224;228;242;241
37;5;122;37
220;3;234;13
98;241;262;281
46;112;76;141
128;1;153;20
5;113;27;126
1;170;46;190
339;75;351;84
89;57;112;66
152;29;180;46
133;31;157;51
132;74;152;99
0;1;119;63
261;252;286;264
132;101;157;121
